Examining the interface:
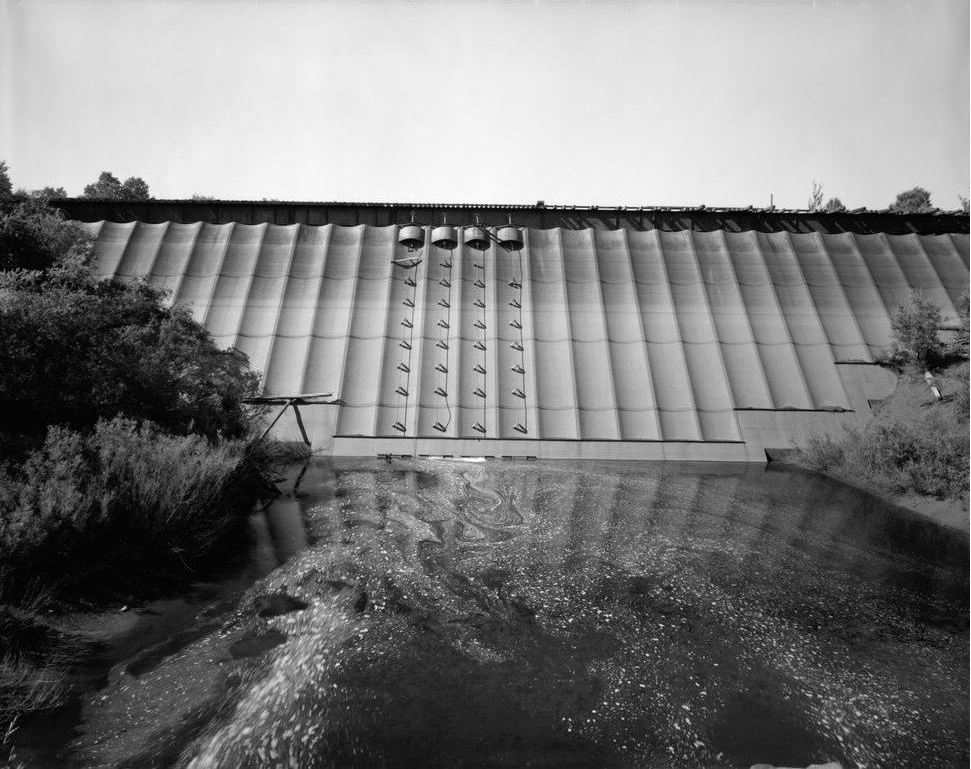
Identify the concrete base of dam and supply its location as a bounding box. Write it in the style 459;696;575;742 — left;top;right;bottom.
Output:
261;358;899;461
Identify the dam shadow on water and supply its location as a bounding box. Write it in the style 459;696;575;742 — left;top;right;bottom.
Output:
45;458;969;768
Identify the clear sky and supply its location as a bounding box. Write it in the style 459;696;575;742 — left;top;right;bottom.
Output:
1;0;968;209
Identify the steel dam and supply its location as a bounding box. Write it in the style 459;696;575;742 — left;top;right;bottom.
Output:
76;212;969;461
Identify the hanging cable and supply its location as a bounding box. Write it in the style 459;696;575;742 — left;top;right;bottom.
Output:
511;241;528;435
393;242;421;434
433;246;453;433
472;251;487;437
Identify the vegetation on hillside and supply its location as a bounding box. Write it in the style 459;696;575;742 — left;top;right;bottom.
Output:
0;164;265;733
796;291;970;504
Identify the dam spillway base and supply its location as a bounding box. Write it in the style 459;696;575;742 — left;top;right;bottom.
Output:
75;203;969;461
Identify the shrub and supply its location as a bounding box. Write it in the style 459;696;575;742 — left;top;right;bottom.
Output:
0;198;91;271
0;192;270;733
796;403;969;501
795;433;846;471
0;418;258;592
889;290;943;371
0;268;259;448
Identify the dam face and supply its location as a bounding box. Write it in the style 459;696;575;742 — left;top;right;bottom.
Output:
76;208;969;460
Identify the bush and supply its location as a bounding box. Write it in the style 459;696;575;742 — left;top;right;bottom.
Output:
0;199;92;271
0;191;271;734
0;266;259;449
795;432;845;471
796;401;969;501
0;418;258;592
889;290;943;371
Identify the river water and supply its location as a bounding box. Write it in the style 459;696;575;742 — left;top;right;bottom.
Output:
16;459;969;768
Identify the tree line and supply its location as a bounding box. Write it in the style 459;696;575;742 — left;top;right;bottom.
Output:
0;161;151;201
808;180;970;214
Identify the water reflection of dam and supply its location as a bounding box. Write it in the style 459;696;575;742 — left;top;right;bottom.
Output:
296;459;967;605
229;459;967;767
71;202;969;460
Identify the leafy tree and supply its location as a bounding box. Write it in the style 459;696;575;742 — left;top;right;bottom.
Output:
0;208;259;447
0;162;66;208
13;186;68;201
889;291;943;371
823;197;845;213
82;171;121;197
889;186;933;214
959;195;969;214
191;194;216;201
0;161;12;198
120;176;151;200
82;171;152;200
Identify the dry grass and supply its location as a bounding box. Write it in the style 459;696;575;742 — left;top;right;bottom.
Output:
0;657;65;718
0;598;73;739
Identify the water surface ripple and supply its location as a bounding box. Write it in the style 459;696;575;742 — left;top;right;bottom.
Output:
70;459;968;768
